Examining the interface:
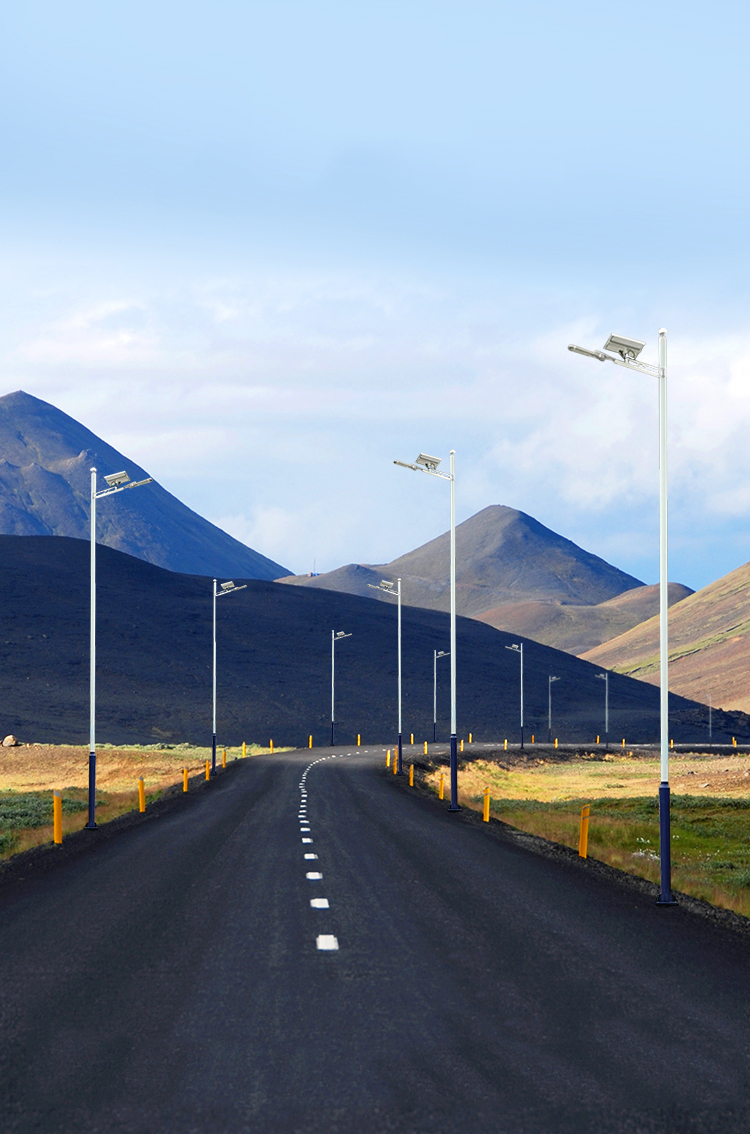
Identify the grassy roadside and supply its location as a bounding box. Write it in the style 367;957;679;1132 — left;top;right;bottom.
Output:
423;754;750;918
0;740;291;860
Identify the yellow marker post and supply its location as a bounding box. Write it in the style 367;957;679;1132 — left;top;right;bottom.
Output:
409;765;414;786
504;739;507;751
578;804;590;858
205;760;210;780
439;773;445;800
734;737;738;748
242;741;246;758
223;749;227;768
483;787;490;822
622;738;625;748
670;738;673;750
393;755;398;775
138;778;146;813
531;734;535;744
309;735;313;748
460;738;464;753
410;733;414;745
270;739;274;754
53;791;62;845
469;733;473;744
554;738;558;749
357;734;361;746
597;735;600;744
423;740;427;755
386;750;391;768
183;768;188;792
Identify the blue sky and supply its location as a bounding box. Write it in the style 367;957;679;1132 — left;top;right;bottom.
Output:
1;0;749;588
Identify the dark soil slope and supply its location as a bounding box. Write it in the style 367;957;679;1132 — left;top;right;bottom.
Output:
0;390;288;579
0;536;731;748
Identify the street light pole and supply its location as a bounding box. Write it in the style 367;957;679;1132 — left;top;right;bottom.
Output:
568;328;674;904
330;630;352;746
433;649;449;742
212;579;247;775
86;467;153;830
596;672;609;750
394;451;458;810
548;675;559;743
505;643;524;748
369;579;402;772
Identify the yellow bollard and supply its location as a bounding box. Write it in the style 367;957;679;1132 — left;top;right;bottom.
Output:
205;760;210;780
242;741;246;758
386;750;391;767
409;765;414;786
439;772;444;800
483;787;490;822
578;804;590;858
357;734;361;746
423;740;427;755
504;738;507;750
223;749;226;768
309;735;313;748
469;733;473;744
531;734;535;744
410;733;414;745
460;738;464;753
622;738;625;748
270;739;274;754
53;791;62;845
138;778;146;813
393;754;398;775
733;737;738;748
596;735;600;744
554;738;558;748
183;768;188;792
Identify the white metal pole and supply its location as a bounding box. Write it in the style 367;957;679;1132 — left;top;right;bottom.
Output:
449;450;458;810
212;580;217;774
548;677;552;742
520;642;524;749
657;327;674;904
331;630;335;746
433;650;437;743
397;578;403;773
605;671;609;748
86;467;98;828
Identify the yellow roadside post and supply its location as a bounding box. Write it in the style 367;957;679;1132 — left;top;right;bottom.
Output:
469;733;473;744
622;738;625;748
578;805;591;858
242;741;246;758
410;733;414;745
409;765;414;786
392;754;398;775
460;739;464;753
183;768;188;792
386;750;391;768
357;734;361;746
205;760;210;780
554;738;558;748
483;787;490;822
439;773;445;800
270;739;274;754
53;791;62;845
504;739;507;751
670;738;674;750
597;735;600;744
222;749;226;768
531;734;535;744
309;735;313;748
423;740;427;755
138;778;146;813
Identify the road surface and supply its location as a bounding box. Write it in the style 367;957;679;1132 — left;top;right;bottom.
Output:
0;746;749;1133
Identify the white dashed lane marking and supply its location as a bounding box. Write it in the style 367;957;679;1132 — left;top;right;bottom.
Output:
302;838;313;844
304;853;318;860
317;935;339;951
299;752;345;953
306;872;323;880
310;898;330;909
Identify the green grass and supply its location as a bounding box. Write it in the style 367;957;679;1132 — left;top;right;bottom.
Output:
0;791;87;828
467;792;750;917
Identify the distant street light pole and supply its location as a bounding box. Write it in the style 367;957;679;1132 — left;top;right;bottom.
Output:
369;578;403;772
596;672;610;750
87;467;152;830
568;329;674;904
433;649;449;742
213;579;247;775
395;451;458;810
331;630;352;745
709;694;712;746
548;675;560;743
506;643;524;749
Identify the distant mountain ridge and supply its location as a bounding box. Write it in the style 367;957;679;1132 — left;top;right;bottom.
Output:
0;391;288;580
279;505;646;617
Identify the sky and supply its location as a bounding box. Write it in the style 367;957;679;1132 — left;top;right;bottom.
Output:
1;0;749;589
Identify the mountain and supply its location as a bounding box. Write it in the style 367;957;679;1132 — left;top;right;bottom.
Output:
0;535;725;746
0;390;288;580
580;561;750;712
279;505;646;617
476;583;694;655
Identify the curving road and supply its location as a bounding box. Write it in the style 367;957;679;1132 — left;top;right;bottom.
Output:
0;747;749;1133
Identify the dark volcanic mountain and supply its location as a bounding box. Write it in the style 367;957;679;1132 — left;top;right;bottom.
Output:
279;505;645;617
0;535;728;747
0;390;288;580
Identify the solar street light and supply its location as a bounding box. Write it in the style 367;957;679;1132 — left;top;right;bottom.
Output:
395;450;458;811
87;466;153;830
505;643;524;749
331;630;352;745
369;578;403;772
212;578;247;775
567;328;674;905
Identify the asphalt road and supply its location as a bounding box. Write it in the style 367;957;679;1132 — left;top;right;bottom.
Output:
1;748;750;1133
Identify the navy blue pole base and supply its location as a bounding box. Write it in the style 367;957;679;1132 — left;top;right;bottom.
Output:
448;734;460;811
211;733;217;776
330;721;334;746
520;725;524;751
85;750;98;829
656;781;677;905
397;733;403;775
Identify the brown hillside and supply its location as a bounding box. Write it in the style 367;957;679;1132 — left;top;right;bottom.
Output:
581;562;750;711
476;582;693;654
